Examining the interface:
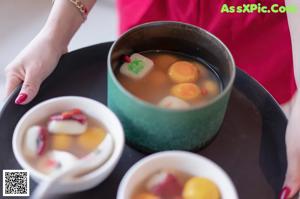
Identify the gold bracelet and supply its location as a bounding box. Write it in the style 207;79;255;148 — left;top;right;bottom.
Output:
51;0;88;21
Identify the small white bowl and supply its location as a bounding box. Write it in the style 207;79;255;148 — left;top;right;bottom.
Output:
117;151;238;199
13;96;125;194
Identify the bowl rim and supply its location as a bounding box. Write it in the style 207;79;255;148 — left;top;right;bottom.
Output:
117;150;239;199
12;96;125;185
108;21;236;112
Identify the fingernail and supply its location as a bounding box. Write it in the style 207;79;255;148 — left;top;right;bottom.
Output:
279;186;291;199
15;93;28;105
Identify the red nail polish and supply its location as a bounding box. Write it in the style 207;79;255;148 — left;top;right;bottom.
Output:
279;186;291;199
15;93;28;105
123;55;131;63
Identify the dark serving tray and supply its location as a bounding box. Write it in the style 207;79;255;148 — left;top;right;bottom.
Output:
0;42;287;199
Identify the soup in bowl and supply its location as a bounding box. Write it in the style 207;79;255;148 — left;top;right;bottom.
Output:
108;21;235;152
116;51;222;108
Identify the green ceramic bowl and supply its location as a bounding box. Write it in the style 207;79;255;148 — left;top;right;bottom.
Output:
108;21;235;152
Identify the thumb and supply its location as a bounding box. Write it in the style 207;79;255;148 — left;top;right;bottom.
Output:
15;73;42;105
281;160;300;199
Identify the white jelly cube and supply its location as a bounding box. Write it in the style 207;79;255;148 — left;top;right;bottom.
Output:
48;120;87;135
158;96;190;109
120;53;153;79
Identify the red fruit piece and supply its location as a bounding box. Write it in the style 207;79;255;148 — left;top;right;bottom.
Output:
150;173;183;199
200;88;208;96
70;108;82;115
61;112;73;119
45;159;58;168
50;109;87;124
37;127;48;156
71;114;87;124
61;109;81;119
123;55;131;63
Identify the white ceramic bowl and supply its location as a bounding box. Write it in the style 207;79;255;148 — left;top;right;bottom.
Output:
117;151;238;199
13;96;125;194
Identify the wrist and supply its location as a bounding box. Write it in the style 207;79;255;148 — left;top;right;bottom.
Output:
38;27;68;56
40;0;85;54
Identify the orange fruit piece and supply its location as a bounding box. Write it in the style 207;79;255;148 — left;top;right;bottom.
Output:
133;192;160;199
168;61;199;83
183;177;220;199
51;134;72;151
171;83;200;101
153;54;178;71
145;70;169;87
77;127;106;151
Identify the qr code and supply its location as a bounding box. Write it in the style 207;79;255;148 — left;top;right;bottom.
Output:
2;170;29;196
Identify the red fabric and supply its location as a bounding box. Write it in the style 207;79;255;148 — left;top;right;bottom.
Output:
117;0;297;104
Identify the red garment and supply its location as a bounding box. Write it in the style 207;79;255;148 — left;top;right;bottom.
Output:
117;0;297;104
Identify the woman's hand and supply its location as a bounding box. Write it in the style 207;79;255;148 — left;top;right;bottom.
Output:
4;0;97;105
4;32;66;104
281;93;300;199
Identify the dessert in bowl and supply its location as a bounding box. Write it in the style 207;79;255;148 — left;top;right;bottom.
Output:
13;96;125;194
117;151;238;199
